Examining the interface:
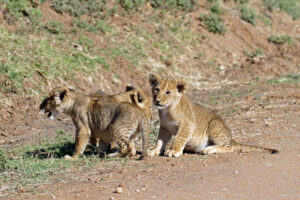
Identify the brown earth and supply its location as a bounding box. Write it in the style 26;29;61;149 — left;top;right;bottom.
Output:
1;1;300;199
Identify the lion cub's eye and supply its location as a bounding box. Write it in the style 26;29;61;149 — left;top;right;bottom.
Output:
165;91;171;95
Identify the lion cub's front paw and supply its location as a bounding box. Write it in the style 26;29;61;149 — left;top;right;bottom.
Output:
64;155;77;160
147;149;160;157
164;150;183;158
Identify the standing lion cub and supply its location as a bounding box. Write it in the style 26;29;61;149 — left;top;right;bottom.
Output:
39;86;151;160
148;74;278;158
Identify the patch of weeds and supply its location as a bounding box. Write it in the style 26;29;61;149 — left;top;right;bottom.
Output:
149;120;159;145
150;0;198;12
267;73;300;84
43;20;64;34
263;0;300;20
240;5;257;25
0;129;102;197
236;0;250;4
210;1;225;15
0;0;42;27
118;0;146;11
72;19;112;34
243;48;264;58
268;35;293;45
49;0;105;17
257;14;272;26
199;14;226;34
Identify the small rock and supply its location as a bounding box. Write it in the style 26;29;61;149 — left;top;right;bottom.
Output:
234;170;239;174
204;163;208;167
119;169;128;173
74;44;83;51
110;197;115;200
116;187;123;194
252;57;260;64
135;189;140;193
20;188;26;193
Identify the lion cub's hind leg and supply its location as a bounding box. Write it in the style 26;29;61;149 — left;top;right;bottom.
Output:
202;119;234;155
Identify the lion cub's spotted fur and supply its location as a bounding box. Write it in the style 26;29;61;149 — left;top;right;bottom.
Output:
148;74;278;158
39;86;151;160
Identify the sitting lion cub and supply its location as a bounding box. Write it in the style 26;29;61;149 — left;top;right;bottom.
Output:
39;86;151;160
148;74;278;158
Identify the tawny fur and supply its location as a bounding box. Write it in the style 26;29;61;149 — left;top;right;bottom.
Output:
89;86;152;148
39;86;151;160
148;74;278;158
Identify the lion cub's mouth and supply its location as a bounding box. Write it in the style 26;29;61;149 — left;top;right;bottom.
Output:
40;109;56;120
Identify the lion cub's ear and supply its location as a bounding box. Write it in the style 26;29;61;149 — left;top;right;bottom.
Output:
125;84;135;92
176;78;187;93
54;87;69;104
149;74;161;87
130;90;145;107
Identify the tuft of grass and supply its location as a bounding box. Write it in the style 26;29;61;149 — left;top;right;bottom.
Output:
49;0;105;17
263;0;300;20
240;5;257;25
257;14;272;26
150;0;198;12
43;20;64;34
243;48;264;58
267;73;300;84
199;14;226;34
0;129;102;197
210;1;225;15
268;35;294;45
72;19;113;34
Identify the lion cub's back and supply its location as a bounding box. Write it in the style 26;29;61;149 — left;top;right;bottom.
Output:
192;103;221;132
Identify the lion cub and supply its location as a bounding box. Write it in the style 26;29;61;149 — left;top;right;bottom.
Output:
39;86;151;160
148;74;278;158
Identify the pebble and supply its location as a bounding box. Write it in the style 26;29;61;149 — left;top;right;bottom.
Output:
20;189;26;193
116;187;123;194
135;189;140;193
234;170;239;174
110;197;115;200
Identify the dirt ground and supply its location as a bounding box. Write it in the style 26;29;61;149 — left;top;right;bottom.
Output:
4;80;300;200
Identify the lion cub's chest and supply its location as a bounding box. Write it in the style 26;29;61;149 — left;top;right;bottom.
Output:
159;109;178;134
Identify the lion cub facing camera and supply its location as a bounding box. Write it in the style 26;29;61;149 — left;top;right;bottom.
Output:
148;74;278;158
39;86;151;160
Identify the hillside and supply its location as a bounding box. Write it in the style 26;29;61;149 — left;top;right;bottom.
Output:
0;0;300;199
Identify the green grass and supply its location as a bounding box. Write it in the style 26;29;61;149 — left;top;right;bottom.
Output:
240;5;257;26
268;35;294;45
263;0;300;20
199;14;226;34
0;129;102;197
243;48;264;58
0;26;110;95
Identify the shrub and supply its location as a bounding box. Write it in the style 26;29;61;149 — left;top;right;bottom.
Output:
263;0;300;20
244;48;265;58
268;35;294;45
240;5;257;25
199;14;226;34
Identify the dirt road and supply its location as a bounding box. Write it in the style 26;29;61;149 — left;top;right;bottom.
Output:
6;81;300;200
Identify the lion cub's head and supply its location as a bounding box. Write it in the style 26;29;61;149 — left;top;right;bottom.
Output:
125;86;152;119
149;74;187;109
39;86;72;120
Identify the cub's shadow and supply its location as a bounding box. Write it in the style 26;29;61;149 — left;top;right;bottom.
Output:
25;143;109;159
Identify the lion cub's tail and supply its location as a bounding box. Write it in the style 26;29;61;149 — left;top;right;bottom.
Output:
231;140;279;154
